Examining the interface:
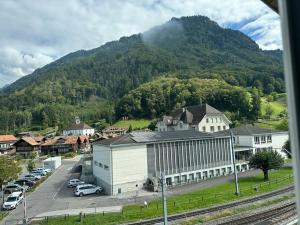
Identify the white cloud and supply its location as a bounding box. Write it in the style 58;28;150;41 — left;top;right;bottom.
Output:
0;0;281;87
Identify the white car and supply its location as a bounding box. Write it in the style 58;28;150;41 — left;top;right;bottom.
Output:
68;179;85;188
74;184;103;197
2;192;23;210
24;174;40;181
34;168;51;173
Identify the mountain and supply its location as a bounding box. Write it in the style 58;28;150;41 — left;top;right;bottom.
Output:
0;15;284;133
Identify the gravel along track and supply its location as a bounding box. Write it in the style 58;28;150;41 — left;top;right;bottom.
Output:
217;202;296;225
126;186;294;225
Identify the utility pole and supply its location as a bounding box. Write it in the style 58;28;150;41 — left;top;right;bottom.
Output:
230;130;239;196
161;173;168;225
23;182;27;225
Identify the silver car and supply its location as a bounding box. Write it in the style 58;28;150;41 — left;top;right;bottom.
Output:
3;184;24;194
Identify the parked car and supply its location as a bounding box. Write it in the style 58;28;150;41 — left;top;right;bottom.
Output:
14;179;35;188
31;171;47;177
2;192;23;210
33;168;51;174
68;179;85;188
74;184;103;197
24;174;40;181
3;184;25;194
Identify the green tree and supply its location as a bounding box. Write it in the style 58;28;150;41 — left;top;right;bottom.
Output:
276;119;289;131
265;104;274;118
283;139;291;158
249;150;284;180
128;124;133;132
27;159;35;172
0;156;22;189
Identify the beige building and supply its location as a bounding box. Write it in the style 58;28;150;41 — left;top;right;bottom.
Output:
156;104;231;133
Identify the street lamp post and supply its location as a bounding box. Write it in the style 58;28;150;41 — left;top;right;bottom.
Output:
230;130;240;196
161;173;168;225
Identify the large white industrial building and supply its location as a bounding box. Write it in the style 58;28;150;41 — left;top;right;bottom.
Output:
93;126;289;195
93;130;240;195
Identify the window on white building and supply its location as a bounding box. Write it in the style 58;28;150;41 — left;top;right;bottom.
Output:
104;165;109;170
267;135;272;143
210;126;214;132
261;136;266;143
99;163;103;167
206;118;209;123
254;136;260;144
223;126;226;130
218;126;221;131
202;126;206;132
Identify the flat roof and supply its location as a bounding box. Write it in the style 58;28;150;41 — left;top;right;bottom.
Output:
94;130;230;146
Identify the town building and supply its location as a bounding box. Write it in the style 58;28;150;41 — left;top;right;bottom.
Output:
93;130;240;195
231;125;289;159
156;104;231;133
63;117;95;136
0;135;17;155
41;135;90;155
102;126;128;138
13;137;41;158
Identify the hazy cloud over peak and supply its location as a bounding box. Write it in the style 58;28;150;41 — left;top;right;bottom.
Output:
0;0;281;87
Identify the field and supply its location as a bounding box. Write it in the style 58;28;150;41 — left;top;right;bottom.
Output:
35;168;293;225
112;119;151;130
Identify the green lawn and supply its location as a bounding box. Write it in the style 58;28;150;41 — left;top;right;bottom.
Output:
112;119;151;130
0;212;8;222
260;97;286;117
254;119;284;130
34;168;293;225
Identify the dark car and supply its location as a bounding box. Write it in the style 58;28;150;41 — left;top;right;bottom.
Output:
14;179;35;188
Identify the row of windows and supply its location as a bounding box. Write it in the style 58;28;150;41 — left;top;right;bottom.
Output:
94;161;109;170
202;126;226;132
254;135;272;144
206;117;223;123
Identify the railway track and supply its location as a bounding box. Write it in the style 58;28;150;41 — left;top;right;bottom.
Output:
218;202;296;225
126;185;294;225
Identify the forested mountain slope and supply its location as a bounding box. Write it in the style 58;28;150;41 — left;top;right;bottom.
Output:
0;15;283;132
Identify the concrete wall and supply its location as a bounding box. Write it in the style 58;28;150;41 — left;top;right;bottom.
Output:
111;144;148;195
93;145;112;194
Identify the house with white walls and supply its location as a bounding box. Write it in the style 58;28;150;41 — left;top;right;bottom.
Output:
156;104;231;133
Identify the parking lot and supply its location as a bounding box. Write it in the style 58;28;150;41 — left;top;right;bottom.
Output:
1;157;158;225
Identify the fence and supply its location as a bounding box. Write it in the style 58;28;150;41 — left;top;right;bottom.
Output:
26;174;294;224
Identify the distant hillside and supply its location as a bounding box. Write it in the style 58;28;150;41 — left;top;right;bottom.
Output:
0;15;283;132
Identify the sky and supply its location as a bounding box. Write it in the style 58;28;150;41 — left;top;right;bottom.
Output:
0;0;281;87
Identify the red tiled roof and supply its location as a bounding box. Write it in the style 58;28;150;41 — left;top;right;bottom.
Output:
78;135;88;143
14;137;39;146
0;135;17;142
64;136;78;144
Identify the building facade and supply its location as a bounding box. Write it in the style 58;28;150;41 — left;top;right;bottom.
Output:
13;137;41;158
156;104;231;133
63;117;95;136
232;125;289;159
93;130;244;195
0;135;17;155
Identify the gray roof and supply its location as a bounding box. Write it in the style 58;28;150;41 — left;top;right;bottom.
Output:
94;130;230;146
170;104;224;125
64;123;93;131
215;125;287;136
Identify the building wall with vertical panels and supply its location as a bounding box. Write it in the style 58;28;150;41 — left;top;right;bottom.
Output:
149;137;232;178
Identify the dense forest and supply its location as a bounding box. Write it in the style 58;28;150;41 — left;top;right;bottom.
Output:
0;15;283;133
116;77;261;121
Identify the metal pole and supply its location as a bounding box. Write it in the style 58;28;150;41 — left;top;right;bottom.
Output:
161;173;168;225
278;0;300;219
23;182;27;225
230;130;239;196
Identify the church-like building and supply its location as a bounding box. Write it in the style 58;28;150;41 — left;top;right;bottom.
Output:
63;117;95;136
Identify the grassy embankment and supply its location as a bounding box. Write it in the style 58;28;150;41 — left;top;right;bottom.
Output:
112;119;151;130
255;94;287;130
34;168;293;225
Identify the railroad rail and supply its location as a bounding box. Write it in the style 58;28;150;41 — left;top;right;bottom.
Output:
219;202;296;225
126;185;294;225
